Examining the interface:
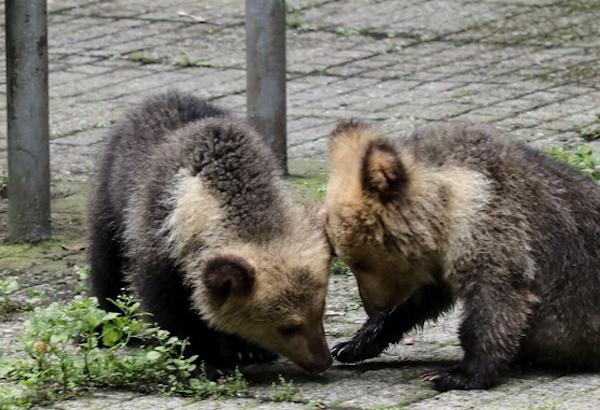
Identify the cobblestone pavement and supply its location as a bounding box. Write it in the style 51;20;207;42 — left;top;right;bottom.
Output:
1;0;600;409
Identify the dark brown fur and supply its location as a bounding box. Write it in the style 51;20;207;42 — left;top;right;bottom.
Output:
325;121;600;390
89;91;332;375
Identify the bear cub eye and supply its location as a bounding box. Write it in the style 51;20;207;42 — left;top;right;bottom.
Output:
278;324;301;338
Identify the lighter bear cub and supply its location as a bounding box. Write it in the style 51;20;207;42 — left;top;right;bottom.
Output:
88;91;332;376
324;120;600;391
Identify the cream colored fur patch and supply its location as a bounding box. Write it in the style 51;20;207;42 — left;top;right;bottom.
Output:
162;169;226;258
438;167;491;271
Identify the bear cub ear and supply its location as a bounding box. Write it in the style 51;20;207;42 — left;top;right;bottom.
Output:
203;255;256;300
362;140;408;203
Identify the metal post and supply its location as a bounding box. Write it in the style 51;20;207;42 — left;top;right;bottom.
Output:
6;0;51;241
245;0;287;174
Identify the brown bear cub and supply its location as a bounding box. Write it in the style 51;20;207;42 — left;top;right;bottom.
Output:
324;120;600;391
88;91;332;376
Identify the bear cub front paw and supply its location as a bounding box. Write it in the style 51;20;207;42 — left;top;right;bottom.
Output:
332;335;385;363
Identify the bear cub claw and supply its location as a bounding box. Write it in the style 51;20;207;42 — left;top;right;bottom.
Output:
332;337;384;363
421;364;495;392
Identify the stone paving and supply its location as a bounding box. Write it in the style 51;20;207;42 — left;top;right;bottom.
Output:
1;0;600;409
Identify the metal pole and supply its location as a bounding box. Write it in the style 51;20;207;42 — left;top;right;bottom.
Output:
245;0;287;174
6;0;51;241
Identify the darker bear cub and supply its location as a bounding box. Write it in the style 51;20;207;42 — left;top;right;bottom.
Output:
324;120;600;391
88;91;332;375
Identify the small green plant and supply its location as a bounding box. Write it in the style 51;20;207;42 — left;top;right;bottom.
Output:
171;53;214;69
128;51;146;62
557;0;600;12
271;375;302;403
330;260;352;276
0;295;248;409
195;61;214;68
1;277;47;320
127;51;161;65
314;183;326;198
24;288;46;306
546;145;600;182
0;276;21;317
73;264;90;283
335;26;359;37
286;3;313;33
288;175;327;204
73;264;91;294
286;12;313;33
174;53;193;67
345;299;362;312
577;114;600;141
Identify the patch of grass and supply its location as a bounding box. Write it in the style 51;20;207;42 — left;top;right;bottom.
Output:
556;0;600;12
0;276;21;318
0;240;68;272
288;174;327;204
546;145;600;182
195;61;215;68
271;375;302;403
335;26;359;37
0;276;47;320
345;299;362;312
0;183;90;273
315;184;326;198
174;53;193;67
127;51;162;65
286;12;313;33
73;264;91;294
330;259;352;276
171;53;215;69
577;114;600;141
286;3;313;33
0;295;248;409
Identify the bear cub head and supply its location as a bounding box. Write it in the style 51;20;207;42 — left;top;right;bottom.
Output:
166;172;333;373
323;120;453;316
198;232;332;373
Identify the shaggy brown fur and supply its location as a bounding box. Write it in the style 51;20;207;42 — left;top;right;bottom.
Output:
88;91;332;375
324;120;600;390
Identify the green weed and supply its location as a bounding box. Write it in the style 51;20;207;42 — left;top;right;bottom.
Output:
127;51;161;65
286;3;313;33
546;145;600;182
271;375;302;403
330;260;352;276
576;114;600;141
286;12;313;33
175;53;193;67
0;277;21;318
335;26;359;37
0;295;248;409
195;61;214;68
